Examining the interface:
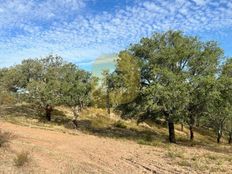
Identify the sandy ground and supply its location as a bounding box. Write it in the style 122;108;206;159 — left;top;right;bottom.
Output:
0;121;231;174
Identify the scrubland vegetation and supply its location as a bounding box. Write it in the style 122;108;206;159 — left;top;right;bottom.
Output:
0;31;232;173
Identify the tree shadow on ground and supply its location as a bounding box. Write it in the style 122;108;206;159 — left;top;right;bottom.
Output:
0;104;70;126
176;136;232;155
70;119;168;143
65;118;231;155
37;108;72;126
1;105;231;155
194;127;216;142
0;104;39;119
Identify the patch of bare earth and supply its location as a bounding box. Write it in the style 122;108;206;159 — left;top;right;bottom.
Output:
0;121;231;174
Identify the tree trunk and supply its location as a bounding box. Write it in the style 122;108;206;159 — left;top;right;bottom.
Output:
79;101;84;111
168;118;176;143
228;132;232;144
72;106;79;120
217;129;222;143
180;122;184;131
190;125;194;141
106;89;110;115
45;104;53;121
189;115;195;141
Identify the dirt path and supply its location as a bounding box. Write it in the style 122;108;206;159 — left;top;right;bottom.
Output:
0;121;205;174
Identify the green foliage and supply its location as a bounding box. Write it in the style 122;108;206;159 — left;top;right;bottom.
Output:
113;52;140;105
0;67;24;92
0;90;16;105
24;55;65;107
0;55;93;120
93;52;140;111
203;58;232;142
113;30;229;143
58;63;92;117
113;120;127;128
91;87;107;108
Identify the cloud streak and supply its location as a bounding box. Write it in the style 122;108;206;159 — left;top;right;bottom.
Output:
0;0;232;68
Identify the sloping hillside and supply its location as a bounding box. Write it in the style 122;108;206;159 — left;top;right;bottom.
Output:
0;104;231;174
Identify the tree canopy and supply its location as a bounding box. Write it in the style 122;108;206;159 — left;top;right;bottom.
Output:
113;31;230;143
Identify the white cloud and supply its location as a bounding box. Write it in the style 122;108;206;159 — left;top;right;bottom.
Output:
0;0;86;30
0;0;232;68
192;0;208;6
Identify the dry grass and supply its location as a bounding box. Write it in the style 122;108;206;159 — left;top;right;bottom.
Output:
1;104;231;149
113;120;127;128
165;150;185;159
14;151;30;167
177;160;192;167
0;130;12;147
0;104;232;173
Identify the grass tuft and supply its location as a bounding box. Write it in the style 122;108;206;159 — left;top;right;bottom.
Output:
0;130;12;147
204;153;218;160
165;150;184;159
178;160;192;167
113;120;127;129
14;151;30;167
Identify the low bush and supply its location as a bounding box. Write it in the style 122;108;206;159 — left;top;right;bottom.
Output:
0;130;11;147
113;120;127;129
14;151;30;167
165;150;184;159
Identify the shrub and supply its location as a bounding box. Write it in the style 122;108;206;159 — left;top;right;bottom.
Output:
144;134;153;142
178;160;191;167
14;151;30;167
0;130;11;147
191;156;197;161
0;91;16;105
165;151;184;159
137;139;151;145
204;153;217;160
113;120;127;129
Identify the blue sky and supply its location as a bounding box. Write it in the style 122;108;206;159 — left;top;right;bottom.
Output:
0;0;232;72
